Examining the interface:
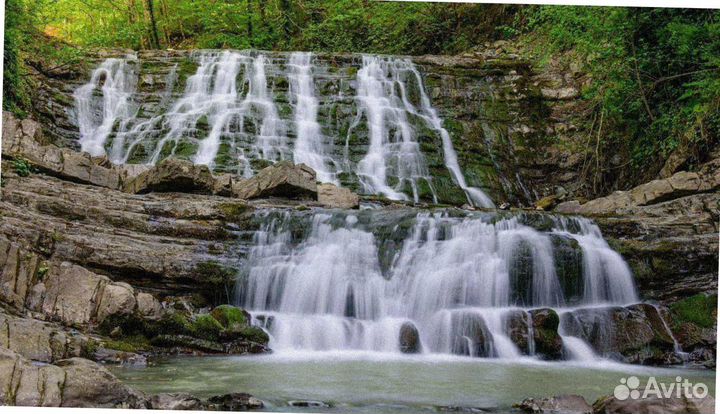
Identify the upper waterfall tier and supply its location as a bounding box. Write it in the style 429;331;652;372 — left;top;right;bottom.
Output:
70;50;502;206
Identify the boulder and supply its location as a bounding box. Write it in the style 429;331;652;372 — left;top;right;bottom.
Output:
450;312;491;357
136;292;163;320
399;321;421;353
593;394;715;414
0;311;87;363
515;394;592;413
57;357;147;408
554;200;581;214
123;158;215;194
40;262;107;327
150;393;204;410
318;183;360;209
535;195;560;211
0;348;146;408
205;392;264;411
506;310;532;354
232;161;317;200
96;282;137;323
528;308;563;360
0;347;66;406
92;348;147;366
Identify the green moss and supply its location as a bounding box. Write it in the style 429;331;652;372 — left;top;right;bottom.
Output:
194;260;236;287
193;313;224;341
210;305;248;329
239;326;270;344
81;339;100;358
218;202;249;221
103;336;149;353
670;294;717;329
155;312;195;336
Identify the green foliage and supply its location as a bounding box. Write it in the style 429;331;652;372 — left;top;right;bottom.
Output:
670;293;718;329
524;7;720;187
12;158;32;177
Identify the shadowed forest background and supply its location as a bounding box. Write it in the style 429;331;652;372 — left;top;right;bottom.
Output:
3;0;719;195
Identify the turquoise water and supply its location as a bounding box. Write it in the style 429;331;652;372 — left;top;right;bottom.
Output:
111;352;716;413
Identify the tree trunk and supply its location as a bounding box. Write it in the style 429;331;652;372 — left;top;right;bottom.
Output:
144;0;161;49
247;0;254;45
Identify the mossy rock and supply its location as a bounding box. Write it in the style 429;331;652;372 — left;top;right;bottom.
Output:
193;314;224;341
155;312;195;336
211;305;249;330
238;326;269;344
218;203;250;221
670;294;718;329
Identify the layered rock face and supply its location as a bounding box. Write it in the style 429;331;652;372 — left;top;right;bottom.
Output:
32;49;590;206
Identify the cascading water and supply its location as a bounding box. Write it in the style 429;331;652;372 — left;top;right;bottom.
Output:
237;210;649;361
351;56;438;203
74;51;494;205
73;56;138;157
288;52;339;184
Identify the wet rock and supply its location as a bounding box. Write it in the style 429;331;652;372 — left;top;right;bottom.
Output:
450;312;491;357
506;310;531;354
288;400;331;408
150;393;203;410
92;348;147;366
528;308;563;360
514;394;592;413
562;304;677;364
593;394;715;414
205;392;264;411
232;161;317;200
123;158;215;194
399;321;421;353
150;334;225;353
318;183;360;209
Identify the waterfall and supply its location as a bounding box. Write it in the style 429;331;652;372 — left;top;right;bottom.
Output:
405;65;495;208
352;56;437;203
73;51;499;204
237;211;639;359
288;52;339;184
73;57;138;157
551;216;637;304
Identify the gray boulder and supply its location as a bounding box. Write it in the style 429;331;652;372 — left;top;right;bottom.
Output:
123;158;215;194
515;394;592;413
232;161;317;200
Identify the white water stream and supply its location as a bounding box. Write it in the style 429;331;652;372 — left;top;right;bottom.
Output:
74;52;493;205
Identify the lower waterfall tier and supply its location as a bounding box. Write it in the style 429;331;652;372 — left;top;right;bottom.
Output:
232;209;681;363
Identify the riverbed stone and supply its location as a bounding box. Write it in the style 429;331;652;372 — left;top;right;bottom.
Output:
57;357;148;408
593;394;715;414
515;394;592;413
150;393;204;410
205;392;264;411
